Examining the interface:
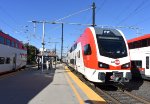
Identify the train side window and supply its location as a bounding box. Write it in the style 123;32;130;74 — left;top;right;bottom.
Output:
132;42;136;49
15;43;18;48
0;57;5;64
6;39;11;46
147;38;150;46
146;56;149;69
70;47;73;53
77;51;80;58
142;39;147;47
131;60;142;68
0;36;5;44
11;41;15;47
22;45;24;49
70;59;75;65
128;42;133;49
84;44;92;55
6;57;10;64
135;41;141;48
74;43;77;50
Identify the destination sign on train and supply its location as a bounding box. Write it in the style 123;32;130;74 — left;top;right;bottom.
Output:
98;36;120;40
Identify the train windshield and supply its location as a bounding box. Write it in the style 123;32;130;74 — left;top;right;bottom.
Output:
96;31;127;58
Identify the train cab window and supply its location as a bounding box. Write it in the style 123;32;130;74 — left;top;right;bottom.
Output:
0;57;5;64
0;36;5;44
146;56;149;69
11;41;15;47
6;39;11;46
84;44;92;55
6;57;10;64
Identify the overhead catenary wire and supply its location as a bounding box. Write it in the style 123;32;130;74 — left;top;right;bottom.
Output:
133;16;150;26
96;0;107;16
54;7;92;22
116;0;148;25
114;0;135;22
0;5;19;25
96;24;143;35
0;4;23;35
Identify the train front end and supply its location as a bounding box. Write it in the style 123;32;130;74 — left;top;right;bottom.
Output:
86;27;131;83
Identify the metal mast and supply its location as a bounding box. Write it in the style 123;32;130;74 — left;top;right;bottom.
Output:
41;21;45;72
92;2;96;27
61;23;63;61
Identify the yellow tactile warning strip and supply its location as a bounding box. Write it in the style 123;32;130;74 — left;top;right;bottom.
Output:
64;72;84;104
65;66;106;104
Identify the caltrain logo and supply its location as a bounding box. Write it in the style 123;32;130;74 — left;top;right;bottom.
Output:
115;59;120;65
111;59;120;65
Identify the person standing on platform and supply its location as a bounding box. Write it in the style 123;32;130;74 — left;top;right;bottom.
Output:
46;60;49;70
49;58;52;69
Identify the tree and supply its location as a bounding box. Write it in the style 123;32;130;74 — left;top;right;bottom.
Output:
24;43;39;64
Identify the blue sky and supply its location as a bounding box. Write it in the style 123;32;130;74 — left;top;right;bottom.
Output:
0;0;150;55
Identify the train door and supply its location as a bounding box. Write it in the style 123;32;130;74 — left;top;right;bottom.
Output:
76;43;84;74
13;53;17;70
145;54;150;77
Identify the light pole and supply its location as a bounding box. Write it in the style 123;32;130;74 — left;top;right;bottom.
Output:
61;23;64;62
31;21;46;72
41;21;45;72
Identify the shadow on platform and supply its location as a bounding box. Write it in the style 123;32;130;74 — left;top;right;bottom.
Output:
0;67;56;104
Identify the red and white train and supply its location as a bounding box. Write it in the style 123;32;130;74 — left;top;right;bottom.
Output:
0;31;27;73
128;34;150;80
67;27;131;83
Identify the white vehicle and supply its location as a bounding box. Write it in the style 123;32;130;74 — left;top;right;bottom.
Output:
128;34;150;79
0;31;27;73
67;27;131;83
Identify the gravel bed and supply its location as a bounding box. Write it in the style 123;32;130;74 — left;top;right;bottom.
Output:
124;78;150;102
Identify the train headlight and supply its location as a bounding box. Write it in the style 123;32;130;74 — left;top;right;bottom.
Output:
121;62;130;69
98;62;109;69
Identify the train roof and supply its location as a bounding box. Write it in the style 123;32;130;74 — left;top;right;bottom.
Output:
93;27;122;36
0;31;21;43
127;34;150;43
0;31;26;50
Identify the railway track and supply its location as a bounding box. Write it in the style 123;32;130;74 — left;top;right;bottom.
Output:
67;65;150;104
96;85;150;104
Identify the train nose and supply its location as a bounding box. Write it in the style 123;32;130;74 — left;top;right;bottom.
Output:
110;72;129;82
110;75;121;82
110;75;129;82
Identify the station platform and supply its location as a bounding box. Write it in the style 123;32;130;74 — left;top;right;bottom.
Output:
29;64;106;104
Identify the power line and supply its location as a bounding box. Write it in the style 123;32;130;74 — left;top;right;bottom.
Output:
0;5;19;25
96;24;143;35
0;4;21;33
115;0;135;21
96;0;107;16
116;0;148;25
54;7;92;22
133;16;150;26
